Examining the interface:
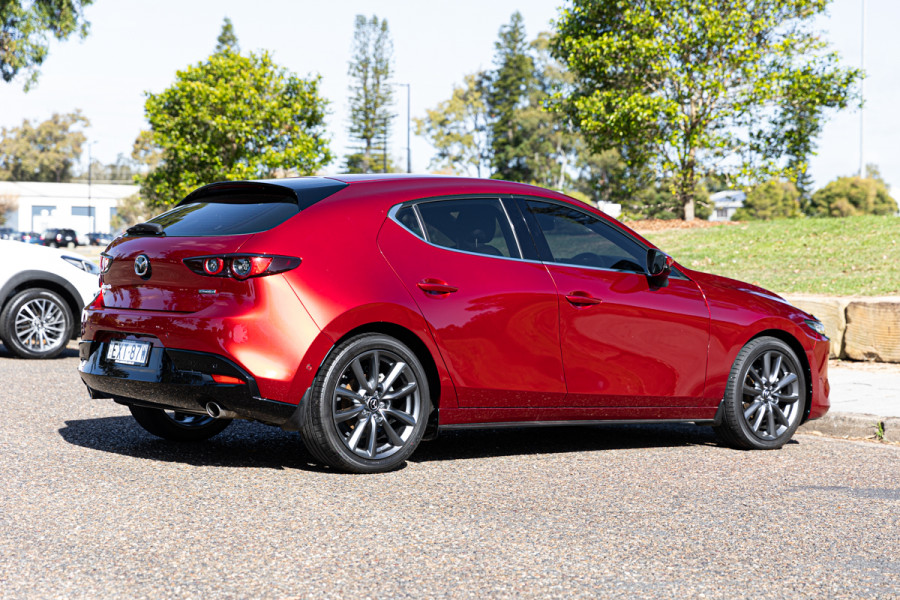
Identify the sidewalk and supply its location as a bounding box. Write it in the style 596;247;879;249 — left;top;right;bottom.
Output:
799;361;900;442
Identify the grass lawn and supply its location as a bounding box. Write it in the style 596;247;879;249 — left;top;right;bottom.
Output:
640;215;900;296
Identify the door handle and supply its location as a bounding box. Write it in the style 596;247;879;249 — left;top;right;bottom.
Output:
417;279;459;295
565;291;602;306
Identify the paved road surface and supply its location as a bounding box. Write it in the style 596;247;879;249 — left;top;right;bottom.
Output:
1;347;898;599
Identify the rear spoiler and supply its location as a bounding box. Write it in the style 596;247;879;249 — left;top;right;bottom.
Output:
177;178;348;211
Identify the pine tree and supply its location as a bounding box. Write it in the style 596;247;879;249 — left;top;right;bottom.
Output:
215;17;239;54
485;12;535;182
345;15;394;173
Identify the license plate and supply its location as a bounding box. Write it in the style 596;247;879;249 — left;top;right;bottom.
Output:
106;340;151;366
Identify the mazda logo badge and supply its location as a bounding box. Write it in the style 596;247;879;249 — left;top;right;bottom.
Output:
134;254;151;278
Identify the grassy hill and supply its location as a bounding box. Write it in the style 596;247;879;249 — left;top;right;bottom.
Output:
639;215;900;296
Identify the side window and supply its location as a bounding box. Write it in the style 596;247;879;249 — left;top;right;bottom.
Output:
395;206;424;239
525;200;646;273
416;198;520;259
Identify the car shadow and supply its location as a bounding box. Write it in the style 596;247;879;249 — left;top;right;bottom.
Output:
411;423;723;463
58;416;324;471
59;416;733;471
0;345;79;359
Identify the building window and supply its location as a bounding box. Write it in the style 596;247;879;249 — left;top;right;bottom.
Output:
72;206;95;217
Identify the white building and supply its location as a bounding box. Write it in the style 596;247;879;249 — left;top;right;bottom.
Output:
708;190;746;222
0;181;137;234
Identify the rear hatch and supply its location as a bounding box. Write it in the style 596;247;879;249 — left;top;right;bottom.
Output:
101;178;346;313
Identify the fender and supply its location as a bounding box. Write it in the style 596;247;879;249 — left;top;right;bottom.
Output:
286;301;458;411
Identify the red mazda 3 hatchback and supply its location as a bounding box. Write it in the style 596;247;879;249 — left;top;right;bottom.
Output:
79;175;830;473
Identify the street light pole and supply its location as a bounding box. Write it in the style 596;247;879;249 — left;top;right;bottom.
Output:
394;83;411;173
87;141;97;233
859;0;866;178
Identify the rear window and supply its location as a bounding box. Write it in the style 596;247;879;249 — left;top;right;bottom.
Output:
147;201;299;237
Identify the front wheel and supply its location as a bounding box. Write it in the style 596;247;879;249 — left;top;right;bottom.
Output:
715;337;807;450
301;334;431;473
0;288;72;359
128;405;231;442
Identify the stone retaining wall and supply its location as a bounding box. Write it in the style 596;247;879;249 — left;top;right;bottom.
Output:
782;294;900;363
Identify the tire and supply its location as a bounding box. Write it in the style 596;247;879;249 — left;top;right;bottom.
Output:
0;288;72;359
715;336;807;450
300;334;431;473
128;405;231;442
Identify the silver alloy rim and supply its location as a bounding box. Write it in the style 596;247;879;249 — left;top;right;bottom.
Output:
332;349;421;460
14;297;66;352
164;411;217;428
741;350;802;441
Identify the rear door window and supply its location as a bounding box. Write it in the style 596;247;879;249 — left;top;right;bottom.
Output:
414;198;521;259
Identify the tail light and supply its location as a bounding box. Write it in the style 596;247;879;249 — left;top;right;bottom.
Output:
99;253;112;274
184;254;300;280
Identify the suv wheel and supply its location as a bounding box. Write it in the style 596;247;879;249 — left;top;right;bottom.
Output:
0;288;72;359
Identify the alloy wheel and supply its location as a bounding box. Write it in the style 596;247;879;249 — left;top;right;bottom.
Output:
331;348;422;460
14;297;67;352
164;410;218;429
739;349;802;441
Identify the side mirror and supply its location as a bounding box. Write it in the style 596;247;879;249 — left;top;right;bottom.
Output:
646;248;673;278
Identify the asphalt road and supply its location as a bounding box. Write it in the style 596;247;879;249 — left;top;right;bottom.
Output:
1;346;898;599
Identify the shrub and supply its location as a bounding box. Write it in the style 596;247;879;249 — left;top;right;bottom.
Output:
808;176;897;217
732;179;801;221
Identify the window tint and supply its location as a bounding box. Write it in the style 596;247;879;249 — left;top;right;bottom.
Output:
525;200;646;273
416;198;519;258
395;206;424;238
146;201;299;237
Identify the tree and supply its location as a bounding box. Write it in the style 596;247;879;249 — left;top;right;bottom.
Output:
136;50;332;210
1;0;93;90
345;15;394;174
808;173;898;217
0;111;89;182
552;0;860;220
0;193;18;225
110;193;149;231
485;12;536;182
415;73;491;177
215;17;239;54
76;153;138;183
419;20;581;187
733;179;802;221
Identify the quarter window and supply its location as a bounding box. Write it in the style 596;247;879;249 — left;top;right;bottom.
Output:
525;200;645;273
415;198;520;259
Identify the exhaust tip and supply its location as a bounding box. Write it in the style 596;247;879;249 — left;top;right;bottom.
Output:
206;401;238;420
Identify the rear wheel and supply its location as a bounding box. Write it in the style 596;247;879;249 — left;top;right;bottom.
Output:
301;334;430;473
0;288;72;359
128;405;231;442
715;337;806;450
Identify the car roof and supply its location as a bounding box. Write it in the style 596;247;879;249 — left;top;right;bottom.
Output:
181;175;576;210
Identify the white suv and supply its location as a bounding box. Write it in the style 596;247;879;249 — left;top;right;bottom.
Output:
0;240;100;359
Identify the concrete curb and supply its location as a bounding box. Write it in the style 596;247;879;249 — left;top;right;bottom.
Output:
799;413;900;443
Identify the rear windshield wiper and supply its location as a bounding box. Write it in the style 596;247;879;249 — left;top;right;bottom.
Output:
126;222;165;236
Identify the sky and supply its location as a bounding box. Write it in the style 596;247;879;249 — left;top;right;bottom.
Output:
1;0;897;193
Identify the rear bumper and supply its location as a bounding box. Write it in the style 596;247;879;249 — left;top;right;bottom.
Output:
78;340;303;428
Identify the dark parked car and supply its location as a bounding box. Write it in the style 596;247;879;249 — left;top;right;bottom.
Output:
41;228;84;248
79;176;831;473
87;232;114;246
0;228;17;240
